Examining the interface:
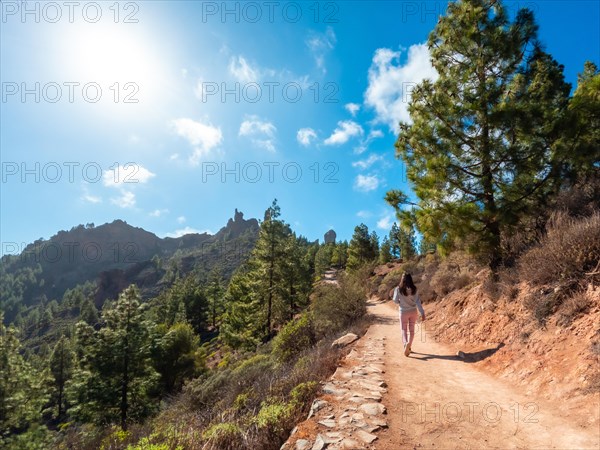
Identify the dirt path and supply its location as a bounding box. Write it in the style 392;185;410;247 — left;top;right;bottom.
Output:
370;300;599;449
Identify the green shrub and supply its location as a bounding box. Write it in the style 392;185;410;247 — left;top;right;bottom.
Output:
584;371;600;394
454;273;473;290
231;354;275;386
253;398;297;441
127;437;181;450
232;393;251;411
272;314;316;363
399;260;418;275
184;368;232;408
311;272;367;336
289;381;319;405
202;422;243;450
186;353;276;409
413;255;440;302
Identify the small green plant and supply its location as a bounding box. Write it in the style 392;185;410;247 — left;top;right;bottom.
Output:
202;422;243;449
233;393;251;411
100;427;131;450
254;399;296;436
289;381;319;406
127;436;181;450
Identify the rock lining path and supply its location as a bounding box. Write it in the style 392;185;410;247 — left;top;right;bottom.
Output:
282;332;388;450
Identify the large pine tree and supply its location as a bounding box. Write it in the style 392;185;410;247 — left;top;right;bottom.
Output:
347;224;379;270
254;199;290;337
71;285;158;430
221;201;315;348
279;233;311;322
387;0;575;269
220;267;265;349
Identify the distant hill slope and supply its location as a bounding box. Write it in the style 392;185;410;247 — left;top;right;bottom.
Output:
0;209;259;323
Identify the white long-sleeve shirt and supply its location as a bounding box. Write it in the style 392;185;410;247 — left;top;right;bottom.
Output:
393;287;425;316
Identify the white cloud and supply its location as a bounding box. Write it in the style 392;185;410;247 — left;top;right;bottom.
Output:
239;115;277;152
253;140;276;152
345;103;360;116
81;184;101;204
324;120;364;146
177;216;186;224
128;134;140;144
165;226;212;238
306;27;336;73
354;174;380;192
353;129;385;155
240;117;276;137
353;144;367;155
103;164;155;188
297;128;317;146
377;214;394;230
83;194;101;204
357;210;372;218
229;56;259;83
365;43;438;132
150;209;169;217
170;118;223;165
110;190;136;208
369;129;384;139
352;154;383;170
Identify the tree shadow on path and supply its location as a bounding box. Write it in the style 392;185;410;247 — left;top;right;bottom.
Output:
410;343;505;363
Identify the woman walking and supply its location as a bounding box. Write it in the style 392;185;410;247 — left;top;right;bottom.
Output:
393;273;426;356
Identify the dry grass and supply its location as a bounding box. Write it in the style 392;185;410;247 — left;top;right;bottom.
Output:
519;212;600;290
429;252;480;299
556;291;592;327
518;212;600;324
554;174;600;218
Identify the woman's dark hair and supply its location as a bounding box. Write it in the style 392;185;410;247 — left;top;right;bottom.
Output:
399;272;417;296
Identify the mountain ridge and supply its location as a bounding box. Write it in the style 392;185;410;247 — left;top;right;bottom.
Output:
0;209;260;322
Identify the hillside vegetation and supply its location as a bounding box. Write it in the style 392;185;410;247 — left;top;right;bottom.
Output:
1;0;598;448
1;200;380;449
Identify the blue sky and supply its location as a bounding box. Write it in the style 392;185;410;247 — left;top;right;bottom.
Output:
1;0;599;253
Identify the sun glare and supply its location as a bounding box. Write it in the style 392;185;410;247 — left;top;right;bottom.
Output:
60;22;167;110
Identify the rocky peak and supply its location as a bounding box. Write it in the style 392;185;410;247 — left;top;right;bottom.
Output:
324;229;337;244
221;209;259;239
